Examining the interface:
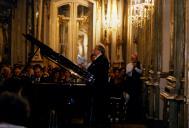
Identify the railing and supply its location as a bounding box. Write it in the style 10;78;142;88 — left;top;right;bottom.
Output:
160;75;185;128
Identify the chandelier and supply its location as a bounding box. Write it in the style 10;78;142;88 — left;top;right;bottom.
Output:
129;0;154;28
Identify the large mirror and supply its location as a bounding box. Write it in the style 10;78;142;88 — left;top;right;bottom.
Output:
50;0;94;64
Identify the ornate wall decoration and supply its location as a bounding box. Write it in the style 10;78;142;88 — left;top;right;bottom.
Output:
0;0;17;64
102;0;124;67
127;0;154;69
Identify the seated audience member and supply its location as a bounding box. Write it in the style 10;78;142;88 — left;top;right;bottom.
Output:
22;65;34;83
120;67;127;82
109;68;124;87
49;67;60;83
3;65;23;94
0;91;30;128
42;66;50;78
0;65;22;94
58;69;65;83
12;65;22;79
25;65;34;78
0;65;12;87
32;64;49;83
86;53;96;69
63;70;74;83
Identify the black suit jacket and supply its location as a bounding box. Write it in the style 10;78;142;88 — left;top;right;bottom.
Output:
87;55;109;88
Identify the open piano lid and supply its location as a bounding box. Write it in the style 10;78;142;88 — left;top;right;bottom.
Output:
23;34;95;84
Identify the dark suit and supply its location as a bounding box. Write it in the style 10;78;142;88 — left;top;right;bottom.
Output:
87;54;109;88
31;76;50;84
125;61;144;121
87;54;109;125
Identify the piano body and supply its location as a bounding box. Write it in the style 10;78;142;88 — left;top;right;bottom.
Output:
23;34;95;127
23;34;126;127
23;34;95;84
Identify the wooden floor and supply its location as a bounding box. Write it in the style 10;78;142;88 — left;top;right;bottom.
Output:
59;123;146;128
60;123;147;128
31;113;166;128
60;121;166;128
62;117;166;128
111;123;146;128
62;118;147;128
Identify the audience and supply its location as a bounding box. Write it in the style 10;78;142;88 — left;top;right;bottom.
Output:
0;60;144;126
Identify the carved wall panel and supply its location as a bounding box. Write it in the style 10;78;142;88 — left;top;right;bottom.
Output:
0;0;15;64
101;0;124;67
185;0;189;128
11;0;27;65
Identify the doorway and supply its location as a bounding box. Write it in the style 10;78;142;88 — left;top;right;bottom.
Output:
50;0;94;64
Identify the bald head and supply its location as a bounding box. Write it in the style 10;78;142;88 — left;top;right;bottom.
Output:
131;53;138;62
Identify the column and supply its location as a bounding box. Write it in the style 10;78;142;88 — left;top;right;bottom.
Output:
153;0;162;73
169;0;185;128
185;0;189;128
173;0;185;92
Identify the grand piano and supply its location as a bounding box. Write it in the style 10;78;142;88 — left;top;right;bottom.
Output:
23;34;122;127
23;34;96;127
23;34;95;84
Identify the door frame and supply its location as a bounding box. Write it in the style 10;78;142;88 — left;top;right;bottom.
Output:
49;0;96;62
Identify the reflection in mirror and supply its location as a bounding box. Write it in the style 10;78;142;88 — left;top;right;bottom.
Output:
77;5;89;18
76;5;90;64
58;5;70;57
58;4;70;17
59;21;69;56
